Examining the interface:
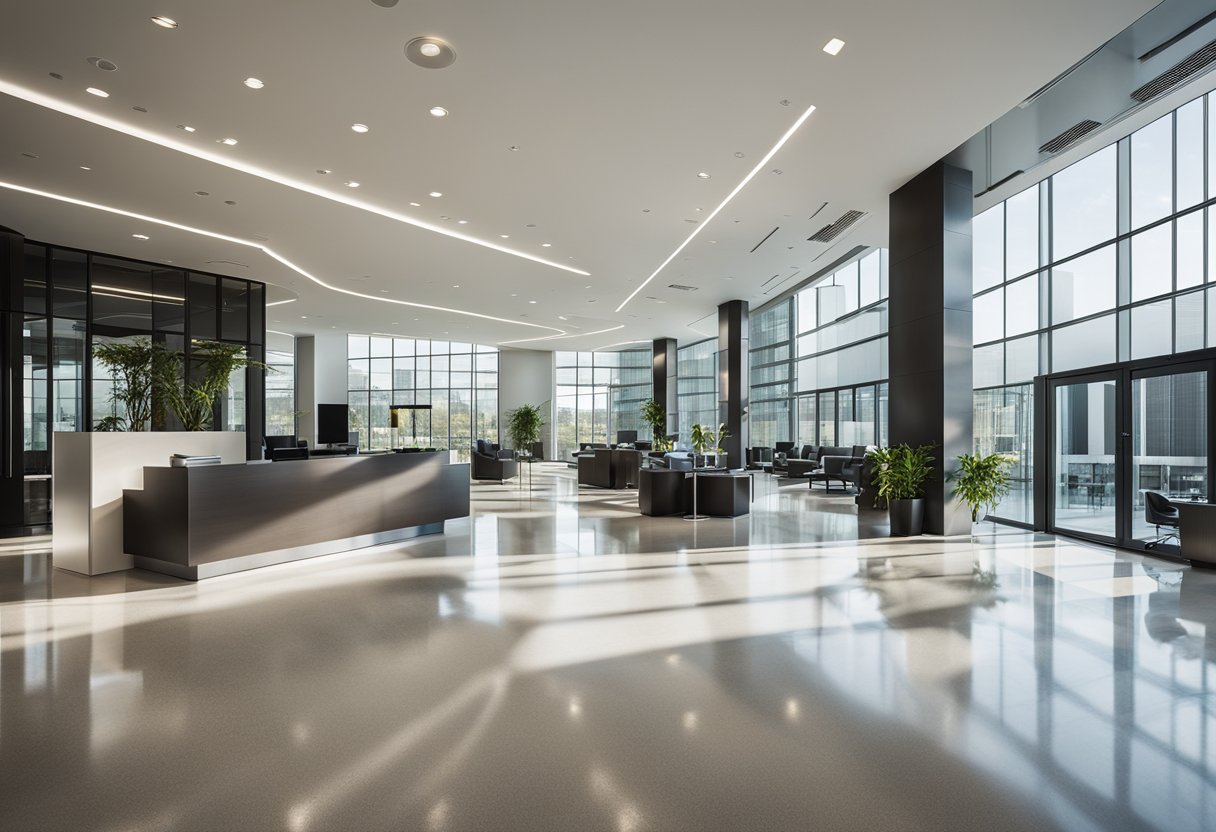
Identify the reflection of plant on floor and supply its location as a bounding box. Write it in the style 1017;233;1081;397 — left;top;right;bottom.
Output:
972;562;1000;590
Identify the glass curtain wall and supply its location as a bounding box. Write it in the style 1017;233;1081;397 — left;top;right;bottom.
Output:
676;339;717;447
972;89;1216;524
265;333;296;437
750;299;793;448
346;335;498;458
554;347;652;460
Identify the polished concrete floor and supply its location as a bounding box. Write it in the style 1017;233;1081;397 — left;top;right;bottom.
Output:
1;464;1214;831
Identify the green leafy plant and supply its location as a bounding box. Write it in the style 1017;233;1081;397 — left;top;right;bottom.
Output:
867;443;937;504
93;415;126;432
506;403;545;456
713;422;729;455
951;452;1017;523
171;342;266;431
690;423;714;455
640;398;670;451
93;337;179;431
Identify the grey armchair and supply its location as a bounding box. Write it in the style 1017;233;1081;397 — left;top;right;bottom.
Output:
472;439;518;481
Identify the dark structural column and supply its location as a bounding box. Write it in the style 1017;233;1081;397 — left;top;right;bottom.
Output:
718;300;748;465
888;161;973;535
652;338;677;437
0;228;24;531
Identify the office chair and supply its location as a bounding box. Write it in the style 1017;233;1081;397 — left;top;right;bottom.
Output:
1144;491;1180;549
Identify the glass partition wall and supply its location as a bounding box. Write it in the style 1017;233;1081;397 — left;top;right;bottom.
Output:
7;238;266;531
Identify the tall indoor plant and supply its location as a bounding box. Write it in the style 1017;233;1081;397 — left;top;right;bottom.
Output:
640;398;670;451
951;452;1017;525
171;342;266;431
867;443;936;536
506;403;545;459
93;337;179;431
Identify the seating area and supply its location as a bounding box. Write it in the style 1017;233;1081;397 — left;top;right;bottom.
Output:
472;439;518;481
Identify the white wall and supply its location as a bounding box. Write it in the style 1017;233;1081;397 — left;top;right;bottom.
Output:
498;348;554;457
296;332;349;446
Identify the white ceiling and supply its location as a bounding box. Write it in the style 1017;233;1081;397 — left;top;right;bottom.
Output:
0;0;1157;349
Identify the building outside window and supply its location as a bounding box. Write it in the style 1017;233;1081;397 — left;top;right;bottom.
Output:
971;90;1216;526
347;335;498;459
265;333;296;437
554;347;651;460
676;339;717;447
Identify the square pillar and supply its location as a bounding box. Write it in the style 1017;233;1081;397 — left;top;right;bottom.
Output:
888;161;973;535
652;338;678;438
717;300;748;464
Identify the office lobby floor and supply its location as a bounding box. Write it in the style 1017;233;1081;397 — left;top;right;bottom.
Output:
1;463;1214;832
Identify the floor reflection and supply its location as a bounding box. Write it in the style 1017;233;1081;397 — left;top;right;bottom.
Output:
0;467;1212;831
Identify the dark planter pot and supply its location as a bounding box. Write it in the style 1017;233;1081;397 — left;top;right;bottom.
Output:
889;498;925;537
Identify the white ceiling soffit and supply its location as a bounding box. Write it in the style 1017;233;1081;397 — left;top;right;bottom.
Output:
0;0;1156;348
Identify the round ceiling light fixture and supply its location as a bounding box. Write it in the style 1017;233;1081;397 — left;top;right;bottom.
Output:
370;0;400;7
177;124;196;132
405;37;456;69
429;191;442;198
87;57;118;72
351;123;369;133
150;16;178;29
316;169;331;175
344;181;360;188
85;87;109;98
429;106;448;118
541;243;552;247
244;77;265;90
697;172;710;179
219;137;238;145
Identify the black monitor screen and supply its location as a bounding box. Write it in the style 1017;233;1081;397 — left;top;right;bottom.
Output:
616;430;638;444
317;404;350;445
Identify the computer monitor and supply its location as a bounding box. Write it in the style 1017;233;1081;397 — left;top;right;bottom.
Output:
616;430;638;445
317;404;350;446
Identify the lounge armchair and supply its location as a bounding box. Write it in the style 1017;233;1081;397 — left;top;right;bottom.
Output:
472;439;517;481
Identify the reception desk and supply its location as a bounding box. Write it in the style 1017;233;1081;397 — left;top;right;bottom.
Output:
124;451;469;579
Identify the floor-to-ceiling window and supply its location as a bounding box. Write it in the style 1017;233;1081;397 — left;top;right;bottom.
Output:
265;333;296;437
972;90;1216;526
676;339;717;447
749;299;793;448
554;347;651;460
346;335;498;457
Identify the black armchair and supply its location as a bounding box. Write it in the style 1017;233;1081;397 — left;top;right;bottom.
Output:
472;439;517;481
1145;492;1180;549
773;441;796;473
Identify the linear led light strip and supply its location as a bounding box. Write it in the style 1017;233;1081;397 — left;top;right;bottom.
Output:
615;103;817;312
0;79;589;277
592;338;649;351
499;323;624;346
0;180;565;335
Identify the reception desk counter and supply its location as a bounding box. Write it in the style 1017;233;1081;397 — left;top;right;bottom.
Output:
124;451;469;579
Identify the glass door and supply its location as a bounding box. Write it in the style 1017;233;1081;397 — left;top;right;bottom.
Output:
1051;374;1120;542
1128;367;1209;547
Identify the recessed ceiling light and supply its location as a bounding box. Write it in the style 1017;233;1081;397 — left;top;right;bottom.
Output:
541;243;551;247
429;106;448;117
224;200;236;205
132;233;149;240
49;72;63;80
429;191;442;198
457;219;468;224
177;124;196;132
20;153;38;159
351;123;369;133
219;137;238;146
500;234;509;239
85;87;109;98
79;166;91;171
409;202;421;207
823;38;845;56
244;77;265;90
194;191;209;196
87;57;118;72
697;172;711;179
344;181;360;188
529;300;537;304
508;145;519;152
452;284;460;288
734;151;744;158
316;169;331;175
150;16;178;29
406;37;456;68
300;316;308;319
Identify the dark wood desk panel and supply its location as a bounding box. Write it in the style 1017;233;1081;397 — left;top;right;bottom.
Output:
1178;502;1216;567
124;452;469;576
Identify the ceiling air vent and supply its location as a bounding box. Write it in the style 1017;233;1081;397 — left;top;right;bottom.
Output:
808;210;866;243
666;283;698;291
1131;38;1216;102
1039;120;1102;154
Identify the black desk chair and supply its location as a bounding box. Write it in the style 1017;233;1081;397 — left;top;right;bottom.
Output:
1145;491;1180;549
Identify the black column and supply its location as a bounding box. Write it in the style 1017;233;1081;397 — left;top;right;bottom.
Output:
0;230;24;532
717;300;748;465
652;338;677;438
888;161;973;536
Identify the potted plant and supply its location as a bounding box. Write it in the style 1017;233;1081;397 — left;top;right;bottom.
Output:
640;398;670;452
867;443;936;536
951;452;1017;527
93;337;179;431
690;422;714;465
506;403;545;459
170;342;266;431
